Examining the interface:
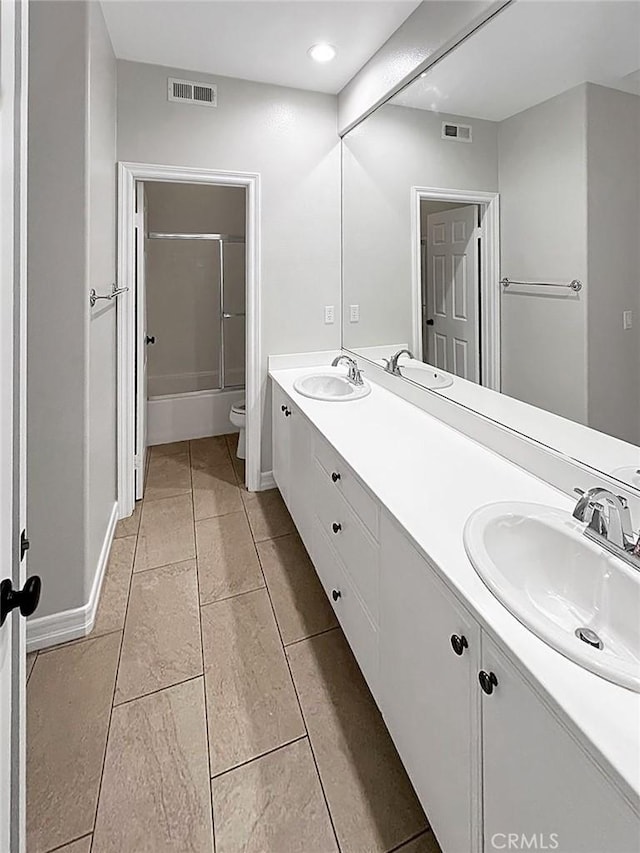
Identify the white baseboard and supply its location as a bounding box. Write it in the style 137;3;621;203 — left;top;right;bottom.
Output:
27;501;119;652
259;470;276;491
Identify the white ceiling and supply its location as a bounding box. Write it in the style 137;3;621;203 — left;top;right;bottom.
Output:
392;1;640;120
101;0;421;95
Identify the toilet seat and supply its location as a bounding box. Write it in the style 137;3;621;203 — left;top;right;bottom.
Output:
231;402;245;415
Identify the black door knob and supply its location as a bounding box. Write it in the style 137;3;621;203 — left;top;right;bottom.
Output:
331;472;341;483
426;319;434;326
332;522;342;534
450;634;468;656
0;575;42;627
145;335;156;345
478;670;498;695
332;589;341;601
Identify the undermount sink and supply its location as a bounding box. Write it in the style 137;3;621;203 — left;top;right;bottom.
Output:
464;501;640;692
398;361;454;390
293;372;371;402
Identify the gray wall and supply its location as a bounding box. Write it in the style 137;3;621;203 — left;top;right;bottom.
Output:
87;1;118;605
342;102;498;349
499;85;589;425
116;60;341;472
144;182;246;395
338;0;499;133
28;0;117;620
586;84;640;444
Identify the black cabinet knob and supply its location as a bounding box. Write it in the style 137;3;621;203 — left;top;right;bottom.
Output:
331;472;341;483
332;522;342;534
285;409;291;417
450;634;468;656
281;405;287;412
0;575;42;627
478;670;498;695
332;589;341;602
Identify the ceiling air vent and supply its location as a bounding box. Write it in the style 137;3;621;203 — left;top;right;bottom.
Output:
167;77;217;107
441;121;472;143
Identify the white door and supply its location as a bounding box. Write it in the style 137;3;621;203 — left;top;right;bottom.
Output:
425;205;479;381
379;514;482;853
1;1;29;849
482;635;640;852
134;182;148;500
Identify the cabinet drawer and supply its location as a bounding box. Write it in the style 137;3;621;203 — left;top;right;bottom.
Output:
314;434;379;540
311;517;378;693
313;459;379;623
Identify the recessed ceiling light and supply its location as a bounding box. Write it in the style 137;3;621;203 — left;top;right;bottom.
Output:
308;43;336;63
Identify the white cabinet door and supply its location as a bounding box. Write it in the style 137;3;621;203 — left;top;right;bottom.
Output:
482;635;640;853
289;410;312;550
379;513;482;853
271;384;291;505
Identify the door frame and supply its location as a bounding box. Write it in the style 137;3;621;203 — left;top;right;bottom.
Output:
411;186;500;391
1;0;29;848
117;162;261;517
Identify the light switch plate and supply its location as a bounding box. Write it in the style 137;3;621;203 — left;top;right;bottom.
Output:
349;304;360;323
623;310;633;330
324;305;335;325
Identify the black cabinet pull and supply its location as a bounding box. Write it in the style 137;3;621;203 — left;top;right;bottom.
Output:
450;634;468;656
478;670;498;695
285;408;291;417
332;522;342;534
332;589;341;602
331;472;341;483
0;575;42;627
281;405;287;412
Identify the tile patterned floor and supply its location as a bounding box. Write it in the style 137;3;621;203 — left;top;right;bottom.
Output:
26;435;442;853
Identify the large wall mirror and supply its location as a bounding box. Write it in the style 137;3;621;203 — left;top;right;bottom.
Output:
342;0;640;492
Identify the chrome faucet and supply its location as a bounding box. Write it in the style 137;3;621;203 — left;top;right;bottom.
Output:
331;354;364;386
388;349;414;375
572;487;640;568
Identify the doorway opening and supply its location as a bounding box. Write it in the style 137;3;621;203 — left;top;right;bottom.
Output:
411;187;500;391
117;163;261;518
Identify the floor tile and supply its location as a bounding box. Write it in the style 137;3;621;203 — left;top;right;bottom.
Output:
224;432;245;484
52;836;93;853
26;651;37;681
196;511;264;605
150;440;190;456
92;678;214;853
259;533;338;645
287;630;427;853
134;493;195;572
190;435;231;469
192;458;242;520
26;633;121;853
144;445;192;502
393;831;442;853
115;560;202;704
201;588;305;776
92;535;136;638
241;488;295;542
212;739;338;853
114;501;142;539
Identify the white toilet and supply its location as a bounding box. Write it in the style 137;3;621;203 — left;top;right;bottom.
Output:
229;400;246;459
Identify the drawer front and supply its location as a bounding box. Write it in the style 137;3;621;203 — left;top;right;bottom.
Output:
313;459;379;623
314;434;379;540
311;518;378;694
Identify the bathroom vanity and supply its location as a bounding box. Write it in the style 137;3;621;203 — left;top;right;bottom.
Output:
270;365;640;853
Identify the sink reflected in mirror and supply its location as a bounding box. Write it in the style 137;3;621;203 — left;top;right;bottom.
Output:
293;372;371;402
464;501;640;692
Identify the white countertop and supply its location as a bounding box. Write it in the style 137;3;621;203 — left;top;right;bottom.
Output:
270;364;640;809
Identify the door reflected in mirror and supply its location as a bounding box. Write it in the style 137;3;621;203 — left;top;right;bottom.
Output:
341;0;640;491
